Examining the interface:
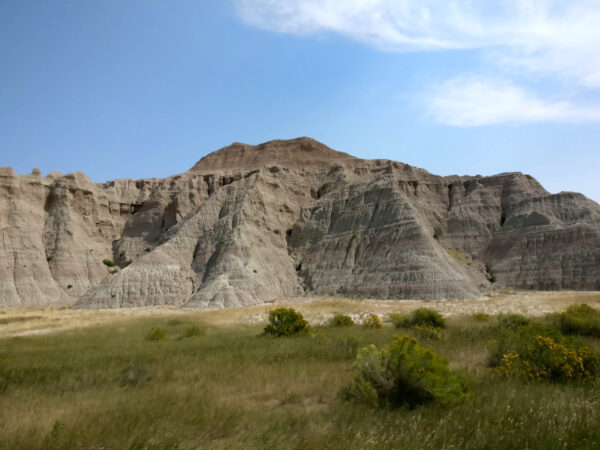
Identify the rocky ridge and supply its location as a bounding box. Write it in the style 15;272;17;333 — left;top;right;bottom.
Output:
1;137;599;309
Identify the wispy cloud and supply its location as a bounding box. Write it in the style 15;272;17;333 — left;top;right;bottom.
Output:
426;76;600;126
236;0;600;126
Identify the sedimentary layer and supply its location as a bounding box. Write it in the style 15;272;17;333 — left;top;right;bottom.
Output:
1;137;598;309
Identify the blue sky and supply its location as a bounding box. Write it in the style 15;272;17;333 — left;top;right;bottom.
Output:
1;0;599;202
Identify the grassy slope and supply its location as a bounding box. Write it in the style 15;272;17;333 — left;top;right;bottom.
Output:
1;315;600;449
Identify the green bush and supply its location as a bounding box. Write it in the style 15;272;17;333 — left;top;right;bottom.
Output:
488;323;599;381
363;314;383;329
344;336;469;408
264;308;309;337
103;259;116;267
556;304;600;338
411;309;446;328
472;312;491;322
184;325;205;337
388;313;407;328
145;327;166;341
392;308;446;329
496;313;531;329
331;314;354;327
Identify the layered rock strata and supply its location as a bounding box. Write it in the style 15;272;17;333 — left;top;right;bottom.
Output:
0;138;598;309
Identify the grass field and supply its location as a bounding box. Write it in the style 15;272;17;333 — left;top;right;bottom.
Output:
2;294;600;449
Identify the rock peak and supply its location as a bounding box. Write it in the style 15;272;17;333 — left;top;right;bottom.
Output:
189;137;357;173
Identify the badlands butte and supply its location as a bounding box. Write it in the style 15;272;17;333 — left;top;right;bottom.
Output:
1;137;599;310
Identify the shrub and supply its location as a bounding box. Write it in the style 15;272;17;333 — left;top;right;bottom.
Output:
46;255;53;262
184;325;205;337
488;323;558;367
556;304;600;338
388;313;408;328
488;323;600;382
264;308;308;337
393;308;446;329
496;313;531;329
145;327;166;341
364;314;383;329
411;309;446;328
103;259;116;267
344;336;469;408
472;312;491;322
331;314;354;327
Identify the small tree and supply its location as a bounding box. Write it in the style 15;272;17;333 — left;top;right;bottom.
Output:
264;308;308;337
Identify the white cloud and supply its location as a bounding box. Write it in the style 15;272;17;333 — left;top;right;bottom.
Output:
426;76;600;126
237;0;600;126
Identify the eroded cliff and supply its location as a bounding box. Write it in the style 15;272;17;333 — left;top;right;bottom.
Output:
1;137;598;309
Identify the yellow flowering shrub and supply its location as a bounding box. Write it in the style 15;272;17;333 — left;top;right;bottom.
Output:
489;324;600;382
364;314;383;329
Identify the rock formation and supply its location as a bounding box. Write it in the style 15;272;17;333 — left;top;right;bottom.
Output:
0;137;598;309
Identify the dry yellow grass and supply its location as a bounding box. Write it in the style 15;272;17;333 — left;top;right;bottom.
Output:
2;290;600;338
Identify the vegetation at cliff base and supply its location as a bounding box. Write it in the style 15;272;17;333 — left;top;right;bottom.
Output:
555;304;600;337
331;314;354;327
263;307;309;337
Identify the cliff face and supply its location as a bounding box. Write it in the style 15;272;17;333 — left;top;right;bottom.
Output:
1;137;599;309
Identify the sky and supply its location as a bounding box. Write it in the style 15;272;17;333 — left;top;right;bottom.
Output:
1;0;599;202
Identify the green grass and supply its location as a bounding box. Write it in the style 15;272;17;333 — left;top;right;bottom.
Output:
1;314;600;449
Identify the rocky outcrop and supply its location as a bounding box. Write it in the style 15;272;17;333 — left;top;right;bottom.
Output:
1;137;598;309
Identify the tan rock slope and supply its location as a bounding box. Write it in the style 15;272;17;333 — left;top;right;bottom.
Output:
1;137;599;309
